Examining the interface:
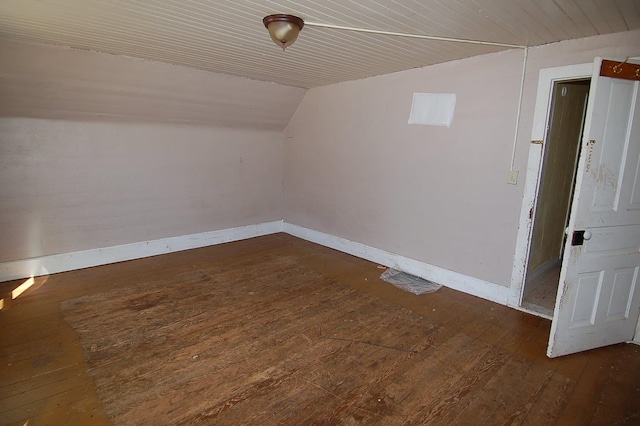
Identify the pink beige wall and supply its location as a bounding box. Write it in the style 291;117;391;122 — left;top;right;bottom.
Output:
0;118;284;262
283;30;640;287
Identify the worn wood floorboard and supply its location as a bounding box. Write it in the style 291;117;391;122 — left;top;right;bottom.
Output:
0;233;639;425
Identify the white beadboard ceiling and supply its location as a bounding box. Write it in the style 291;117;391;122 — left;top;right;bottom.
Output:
1;0;639;88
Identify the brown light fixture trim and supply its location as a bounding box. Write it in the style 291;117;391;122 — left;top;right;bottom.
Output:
263;14;305;50
263;14;304;30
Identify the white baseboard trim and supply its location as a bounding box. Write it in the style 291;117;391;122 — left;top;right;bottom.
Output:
1;220;512;306
283;223;511;305
634;316;640;344
0;220;284;282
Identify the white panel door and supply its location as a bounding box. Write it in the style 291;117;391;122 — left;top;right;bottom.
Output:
548;57;640;358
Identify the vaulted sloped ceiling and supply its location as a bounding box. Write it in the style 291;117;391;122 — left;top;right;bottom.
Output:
0;38;306;130
1;0;639;88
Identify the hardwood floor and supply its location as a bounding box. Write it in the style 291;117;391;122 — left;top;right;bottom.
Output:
1;233;639;425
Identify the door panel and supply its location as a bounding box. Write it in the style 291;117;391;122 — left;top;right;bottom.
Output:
583;225;640;254
548;57;640;357
607;267;637;319
589;78;638;218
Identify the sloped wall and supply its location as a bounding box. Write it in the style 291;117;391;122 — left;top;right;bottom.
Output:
283;30;640;288
0;38;305;130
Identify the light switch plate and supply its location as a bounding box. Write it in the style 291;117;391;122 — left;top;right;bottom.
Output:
507;170;519;185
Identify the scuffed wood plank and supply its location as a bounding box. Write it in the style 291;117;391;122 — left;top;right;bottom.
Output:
590;345;640;425
555;345;620;424
404;345;511;424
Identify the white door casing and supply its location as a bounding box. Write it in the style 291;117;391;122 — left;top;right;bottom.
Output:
547;57;640;358
509;63;592;312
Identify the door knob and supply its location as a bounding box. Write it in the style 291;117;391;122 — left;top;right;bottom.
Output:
571;230;592;246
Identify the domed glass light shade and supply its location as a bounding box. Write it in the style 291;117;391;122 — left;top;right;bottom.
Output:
263;14;304;50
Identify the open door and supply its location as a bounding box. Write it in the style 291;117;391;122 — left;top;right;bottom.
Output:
548;57;640;358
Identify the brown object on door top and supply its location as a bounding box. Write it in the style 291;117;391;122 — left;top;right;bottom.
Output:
600;59;640;81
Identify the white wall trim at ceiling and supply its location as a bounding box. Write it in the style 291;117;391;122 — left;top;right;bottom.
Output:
0;220;284;283
283;222;510;305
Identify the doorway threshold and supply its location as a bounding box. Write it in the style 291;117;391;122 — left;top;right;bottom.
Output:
520;302;553;320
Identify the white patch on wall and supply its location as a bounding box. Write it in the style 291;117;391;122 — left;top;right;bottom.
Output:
408;93;456;127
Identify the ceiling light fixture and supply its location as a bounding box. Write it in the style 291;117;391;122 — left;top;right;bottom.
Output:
263;14;305;50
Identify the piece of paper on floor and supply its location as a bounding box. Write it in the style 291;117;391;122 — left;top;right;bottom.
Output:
380;268;442;295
